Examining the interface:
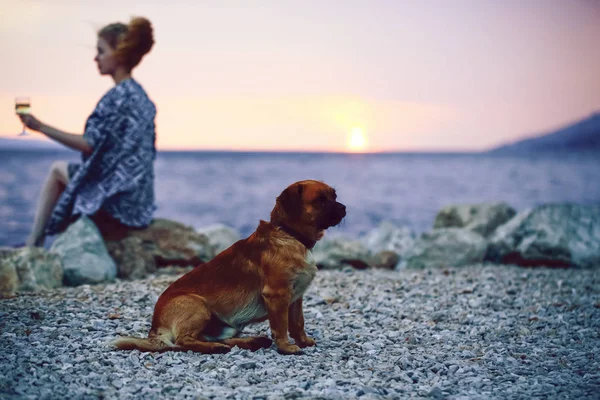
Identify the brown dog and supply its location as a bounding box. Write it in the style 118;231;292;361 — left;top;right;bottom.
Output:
113;180;346;355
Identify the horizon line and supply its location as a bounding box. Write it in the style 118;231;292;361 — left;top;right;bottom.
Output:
0;135;491;153
0;146;489;155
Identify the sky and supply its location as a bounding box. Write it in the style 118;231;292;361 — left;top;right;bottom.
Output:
1;0;599;152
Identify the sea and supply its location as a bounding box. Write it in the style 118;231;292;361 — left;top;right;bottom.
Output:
1;150;599;247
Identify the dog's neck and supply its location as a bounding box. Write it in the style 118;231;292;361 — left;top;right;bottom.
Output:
276;223;317;250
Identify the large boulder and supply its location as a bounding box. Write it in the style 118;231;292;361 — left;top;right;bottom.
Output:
125;219;214;266
400;228;487;269
14;247;64;291
485;204;600;268
104;236;156;280
0;247;63;297
196;223;241;255
104;218;215;280
50;216;117;286
360;221;416;257
360;221;416;269
433;203;516;238
312;236;372;269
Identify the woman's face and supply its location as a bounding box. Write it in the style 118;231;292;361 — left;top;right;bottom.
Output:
94;37;118;75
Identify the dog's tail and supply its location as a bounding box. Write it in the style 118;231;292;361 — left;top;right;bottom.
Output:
112;335;175;352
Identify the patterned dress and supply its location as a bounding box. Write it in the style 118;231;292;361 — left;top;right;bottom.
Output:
46;78;157;235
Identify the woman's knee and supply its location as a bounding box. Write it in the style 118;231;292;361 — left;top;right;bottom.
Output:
50;161;69;185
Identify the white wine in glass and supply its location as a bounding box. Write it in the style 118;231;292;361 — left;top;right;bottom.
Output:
15;97;31;136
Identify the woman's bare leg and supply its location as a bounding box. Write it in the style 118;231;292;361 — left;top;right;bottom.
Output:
26;161;70;247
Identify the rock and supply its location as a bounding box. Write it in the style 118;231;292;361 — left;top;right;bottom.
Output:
0;249;19;298
428;387;444;399
312;236;372;269
400;228;487;269
50;216;116;286
0;247;63;296
360;221;416;256
196;223;241;255
239;362;257;369
371;250;400;269
104;236;156;280
433;203;516;237
485;204;600;268
101;218;215;280
15;248;64;291
125;219;214;267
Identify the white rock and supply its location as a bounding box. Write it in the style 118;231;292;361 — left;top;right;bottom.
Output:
312;236;372;269
196;223;241;255
434;203;516;237
50;216;116;286
486;204;600;268
0;247;63;293
360;221;416;256
400;228;487;269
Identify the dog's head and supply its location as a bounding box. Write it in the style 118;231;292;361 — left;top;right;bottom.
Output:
270;180;346;242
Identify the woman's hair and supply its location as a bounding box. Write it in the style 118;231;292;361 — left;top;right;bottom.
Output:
98;17;154;71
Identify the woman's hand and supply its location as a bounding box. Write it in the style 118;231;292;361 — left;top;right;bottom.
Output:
18;114;44;132
20;119;93;154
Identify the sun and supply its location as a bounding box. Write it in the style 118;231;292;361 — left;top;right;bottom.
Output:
347;127;367;152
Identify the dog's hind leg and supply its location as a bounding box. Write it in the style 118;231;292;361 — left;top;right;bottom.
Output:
175;336;231;354
162;294;232;354
220;336;273;352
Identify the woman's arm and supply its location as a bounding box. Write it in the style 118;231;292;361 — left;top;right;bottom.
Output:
39;124;93;155
18;114;93;155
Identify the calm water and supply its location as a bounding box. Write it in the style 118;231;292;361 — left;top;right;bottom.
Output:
1;150;599;246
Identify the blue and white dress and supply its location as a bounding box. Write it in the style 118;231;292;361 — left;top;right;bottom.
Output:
47;78;157;235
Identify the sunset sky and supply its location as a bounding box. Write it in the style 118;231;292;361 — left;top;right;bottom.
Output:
1;0;599;152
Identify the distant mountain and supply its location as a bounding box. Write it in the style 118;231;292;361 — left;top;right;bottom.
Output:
0;137;68;151
489;112;600;154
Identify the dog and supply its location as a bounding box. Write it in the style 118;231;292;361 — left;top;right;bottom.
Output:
113;180;346;355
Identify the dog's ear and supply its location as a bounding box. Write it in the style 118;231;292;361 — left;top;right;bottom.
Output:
271;183;304;223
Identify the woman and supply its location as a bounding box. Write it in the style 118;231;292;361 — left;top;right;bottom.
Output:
18;17;157;247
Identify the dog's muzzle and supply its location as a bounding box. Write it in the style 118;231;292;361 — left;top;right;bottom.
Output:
323;202;346;228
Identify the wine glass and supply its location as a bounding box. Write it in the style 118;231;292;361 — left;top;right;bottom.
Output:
15;97;31;136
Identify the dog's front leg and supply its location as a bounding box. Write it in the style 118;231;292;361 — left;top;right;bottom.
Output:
263;285;301;354
289;297;316;348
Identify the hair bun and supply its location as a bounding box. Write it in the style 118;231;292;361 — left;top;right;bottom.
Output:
115;16;154;70
127;17;154;56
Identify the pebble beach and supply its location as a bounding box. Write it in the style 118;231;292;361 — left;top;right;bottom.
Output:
1;264;599;399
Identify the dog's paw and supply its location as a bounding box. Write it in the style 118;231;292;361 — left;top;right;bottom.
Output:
212;343;232;354
276;343;303;355
255;336;273;349
295;337;316;348
244;336;273;351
